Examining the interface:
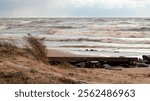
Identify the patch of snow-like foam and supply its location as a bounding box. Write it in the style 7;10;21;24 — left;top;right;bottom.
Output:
19;21;33;24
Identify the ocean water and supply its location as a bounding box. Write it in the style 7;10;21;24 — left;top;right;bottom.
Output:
1;17;150;58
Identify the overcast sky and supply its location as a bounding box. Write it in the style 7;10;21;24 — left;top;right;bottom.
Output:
0;0;150;17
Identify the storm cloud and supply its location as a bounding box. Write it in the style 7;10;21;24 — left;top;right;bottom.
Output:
0;0;68;16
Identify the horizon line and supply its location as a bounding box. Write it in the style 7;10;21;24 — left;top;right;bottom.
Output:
1;16;150;18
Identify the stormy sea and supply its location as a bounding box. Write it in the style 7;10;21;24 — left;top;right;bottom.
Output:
1;17;150;58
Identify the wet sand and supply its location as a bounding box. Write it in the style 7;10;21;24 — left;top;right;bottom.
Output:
47;49;80;57
47;49;90;57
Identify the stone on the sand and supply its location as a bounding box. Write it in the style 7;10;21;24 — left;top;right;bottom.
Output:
135;62;149;67
76;62;86;67
102;64;111;68
142;55;150;62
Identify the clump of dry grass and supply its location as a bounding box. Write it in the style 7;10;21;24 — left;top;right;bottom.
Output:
0;41;30;59
0;34;48;64
24;34;48;64
0;41;17;56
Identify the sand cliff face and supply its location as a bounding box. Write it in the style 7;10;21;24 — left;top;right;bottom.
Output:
0;47;150;84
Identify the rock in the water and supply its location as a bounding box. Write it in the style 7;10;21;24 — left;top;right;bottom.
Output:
85;49;88;51
135;62;149;67
142;55;150;62
85;49;97;51
90;49;97;51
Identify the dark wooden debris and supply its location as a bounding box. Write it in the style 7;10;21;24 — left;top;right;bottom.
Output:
48;56;139;68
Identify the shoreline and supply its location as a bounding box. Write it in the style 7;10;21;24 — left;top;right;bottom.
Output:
47;49;83;57
1;39;150;84
47;48;146;59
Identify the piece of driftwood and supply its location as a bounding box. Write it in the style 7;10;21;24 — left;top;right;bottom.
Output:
4;62;36;72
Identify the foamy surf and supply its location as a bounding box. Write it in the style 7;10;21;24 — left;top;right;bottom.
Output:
1;17;150;58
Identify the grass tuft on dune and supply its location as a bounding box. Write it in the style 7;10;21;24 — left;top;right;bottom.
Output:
24;34;48;64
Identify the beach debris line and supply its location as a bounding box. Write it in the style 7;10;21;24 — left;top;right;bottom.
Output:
48;56;140;68
48;55;150;68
